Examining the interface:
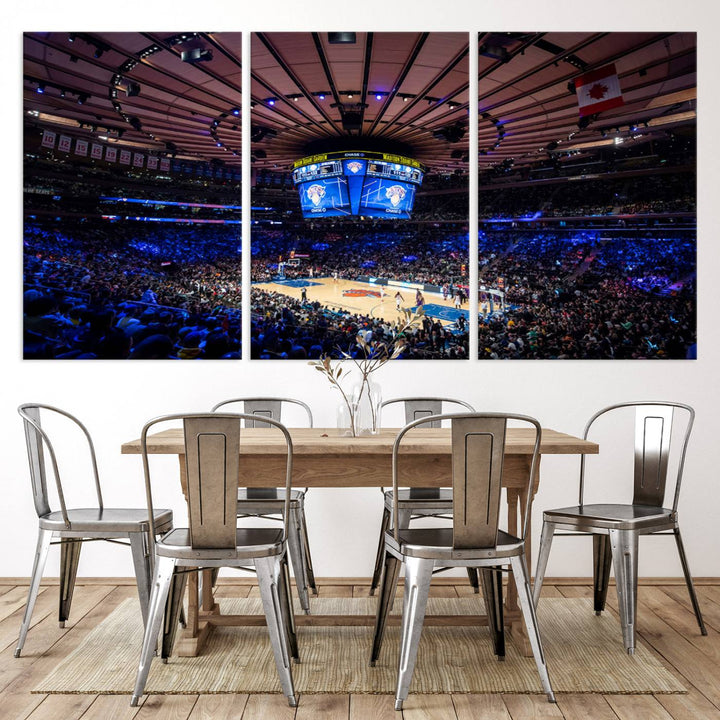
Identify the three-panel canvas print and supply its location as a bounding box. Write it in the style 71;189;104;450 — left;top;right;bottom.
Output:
23;31;696;359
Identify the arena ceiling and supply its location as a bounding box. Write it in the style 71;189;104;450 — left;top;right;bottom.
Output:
23;31;695;177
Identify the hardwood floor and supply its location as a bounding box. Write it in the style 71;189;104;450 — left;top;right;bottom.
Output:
1;578;718;720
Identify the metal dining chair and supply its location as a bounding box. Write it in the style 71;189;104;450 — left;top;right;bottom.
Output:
211;397;316;613
370;397;478;596
15;403;173;658
131;412;298;707
533;401;706;654
370;412;554;710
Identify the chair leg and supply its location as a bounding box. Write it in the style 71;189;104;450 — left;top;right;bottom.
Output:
593;534;613;615
466;568;480;594
369;506;391;596
129;532;152;628
297;502;317;596
394;556;434;711
131;555;176;706
370;550;401;666
532;520;556;607
277;551;299;662
255;556;297;707
480;567;505;659
58;538;83;627
15;527;52;657
286;507;310;614
510;554;555;703
161;570;188;661
608;529;639;654
673;527;707;636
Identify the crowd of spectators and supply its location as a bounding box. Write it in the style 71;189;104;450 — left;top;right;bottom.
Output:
477;232;695;359
23;220;242;359
251;288;468;360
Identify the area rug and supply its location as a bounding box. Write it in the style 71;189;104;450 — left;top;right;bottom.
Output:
34;597;685;695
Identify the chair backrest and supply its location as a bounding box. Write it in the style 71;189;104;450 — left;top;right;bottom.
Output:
392;412;541;548
18;403;103;526
211;398;313;428
580;401;694;511
381;397;475;428
141;413;294;549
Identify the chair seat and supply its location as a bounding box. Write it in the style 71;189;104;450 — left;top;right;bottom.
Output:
39;507;173;533
237;488;305;512
156;527;284;560
384;488;453;511
544;503;675;531
385;527;523;560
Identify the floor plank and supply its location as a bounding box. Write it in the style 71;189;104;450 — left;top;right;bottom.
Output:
0;587;41;624
402;694;456;720
81;694;147;720
240;694;296;720
134;695;198;720
452;693;511;719
500;695;563;719
188;694;249;719
349;694;396;720
605;695;673;720
25;693;96;720
556;694;619;719
295;694;349;720
655;687;720;719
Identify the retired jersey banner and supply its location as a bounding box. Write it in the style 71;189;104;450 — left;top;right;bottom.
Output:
40;129;56;149
160;157;170;172
133;152;144;168
146;155;158;170
119;149;131;165
58;135;72;153
75;139;88;156
575;64;624;117
91;143;103;160
105;146;117;162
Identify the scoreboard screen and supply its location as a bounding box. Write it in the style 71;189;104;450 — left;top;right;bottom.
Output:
297;176;351;217
292;151;424;219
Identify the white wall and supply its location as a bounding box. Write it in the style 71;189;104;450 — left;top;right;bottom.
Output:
3;0;719;581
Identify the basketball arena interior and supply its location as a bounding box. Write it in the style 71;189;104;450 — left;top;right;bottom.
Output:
23;31;696;360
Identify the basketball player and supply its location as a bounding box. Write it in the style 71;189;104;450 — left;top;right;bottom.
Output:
395;291;404;311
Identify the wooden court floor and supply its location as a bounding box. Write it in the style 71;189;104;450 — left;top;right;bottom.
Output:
253;277;465;327
1;577;719;720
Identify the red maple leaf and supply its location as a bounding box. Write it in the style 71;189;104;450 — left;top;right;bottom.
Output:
588;82;608;100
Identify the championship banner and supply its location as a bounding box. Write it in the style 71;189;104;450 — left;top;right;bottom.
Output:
160;157;170;172
133;152;144;168
146;155;158;170
105;146;117;162
40;129;56;149
58;135;72;153
119;149;131;165
575;64;624;117
75;139;88;157
91;143;103;160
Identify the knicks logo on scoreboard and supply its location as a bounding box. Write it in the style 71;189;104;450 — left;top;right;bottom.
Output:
346;161;363;174
306;184;326;206
385;184;407;207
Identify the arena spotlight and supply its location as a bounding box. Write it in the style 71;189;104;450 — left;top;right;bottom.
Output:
125;81;141;97
181;48;213;63
77;93;89;104
232;108;240;115
36;83;45;94
318;93;326;101
328;32;356;44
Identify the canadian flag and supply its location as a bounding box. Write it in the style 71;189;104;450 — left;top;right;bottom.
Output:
575;64;624;117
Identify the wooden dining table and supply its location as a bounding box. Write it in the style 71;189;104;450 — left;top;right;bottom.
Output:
121;426;598;657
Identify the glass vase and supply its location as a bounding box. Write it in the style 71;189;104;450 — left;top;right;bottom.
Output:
352;379;382;436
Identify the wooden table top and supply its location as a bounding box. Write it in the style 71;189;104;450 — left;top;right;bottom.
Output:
121;427;598;457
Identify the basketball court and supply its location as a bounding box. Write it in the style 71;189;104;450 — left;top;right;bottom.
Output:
253;276;469;326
